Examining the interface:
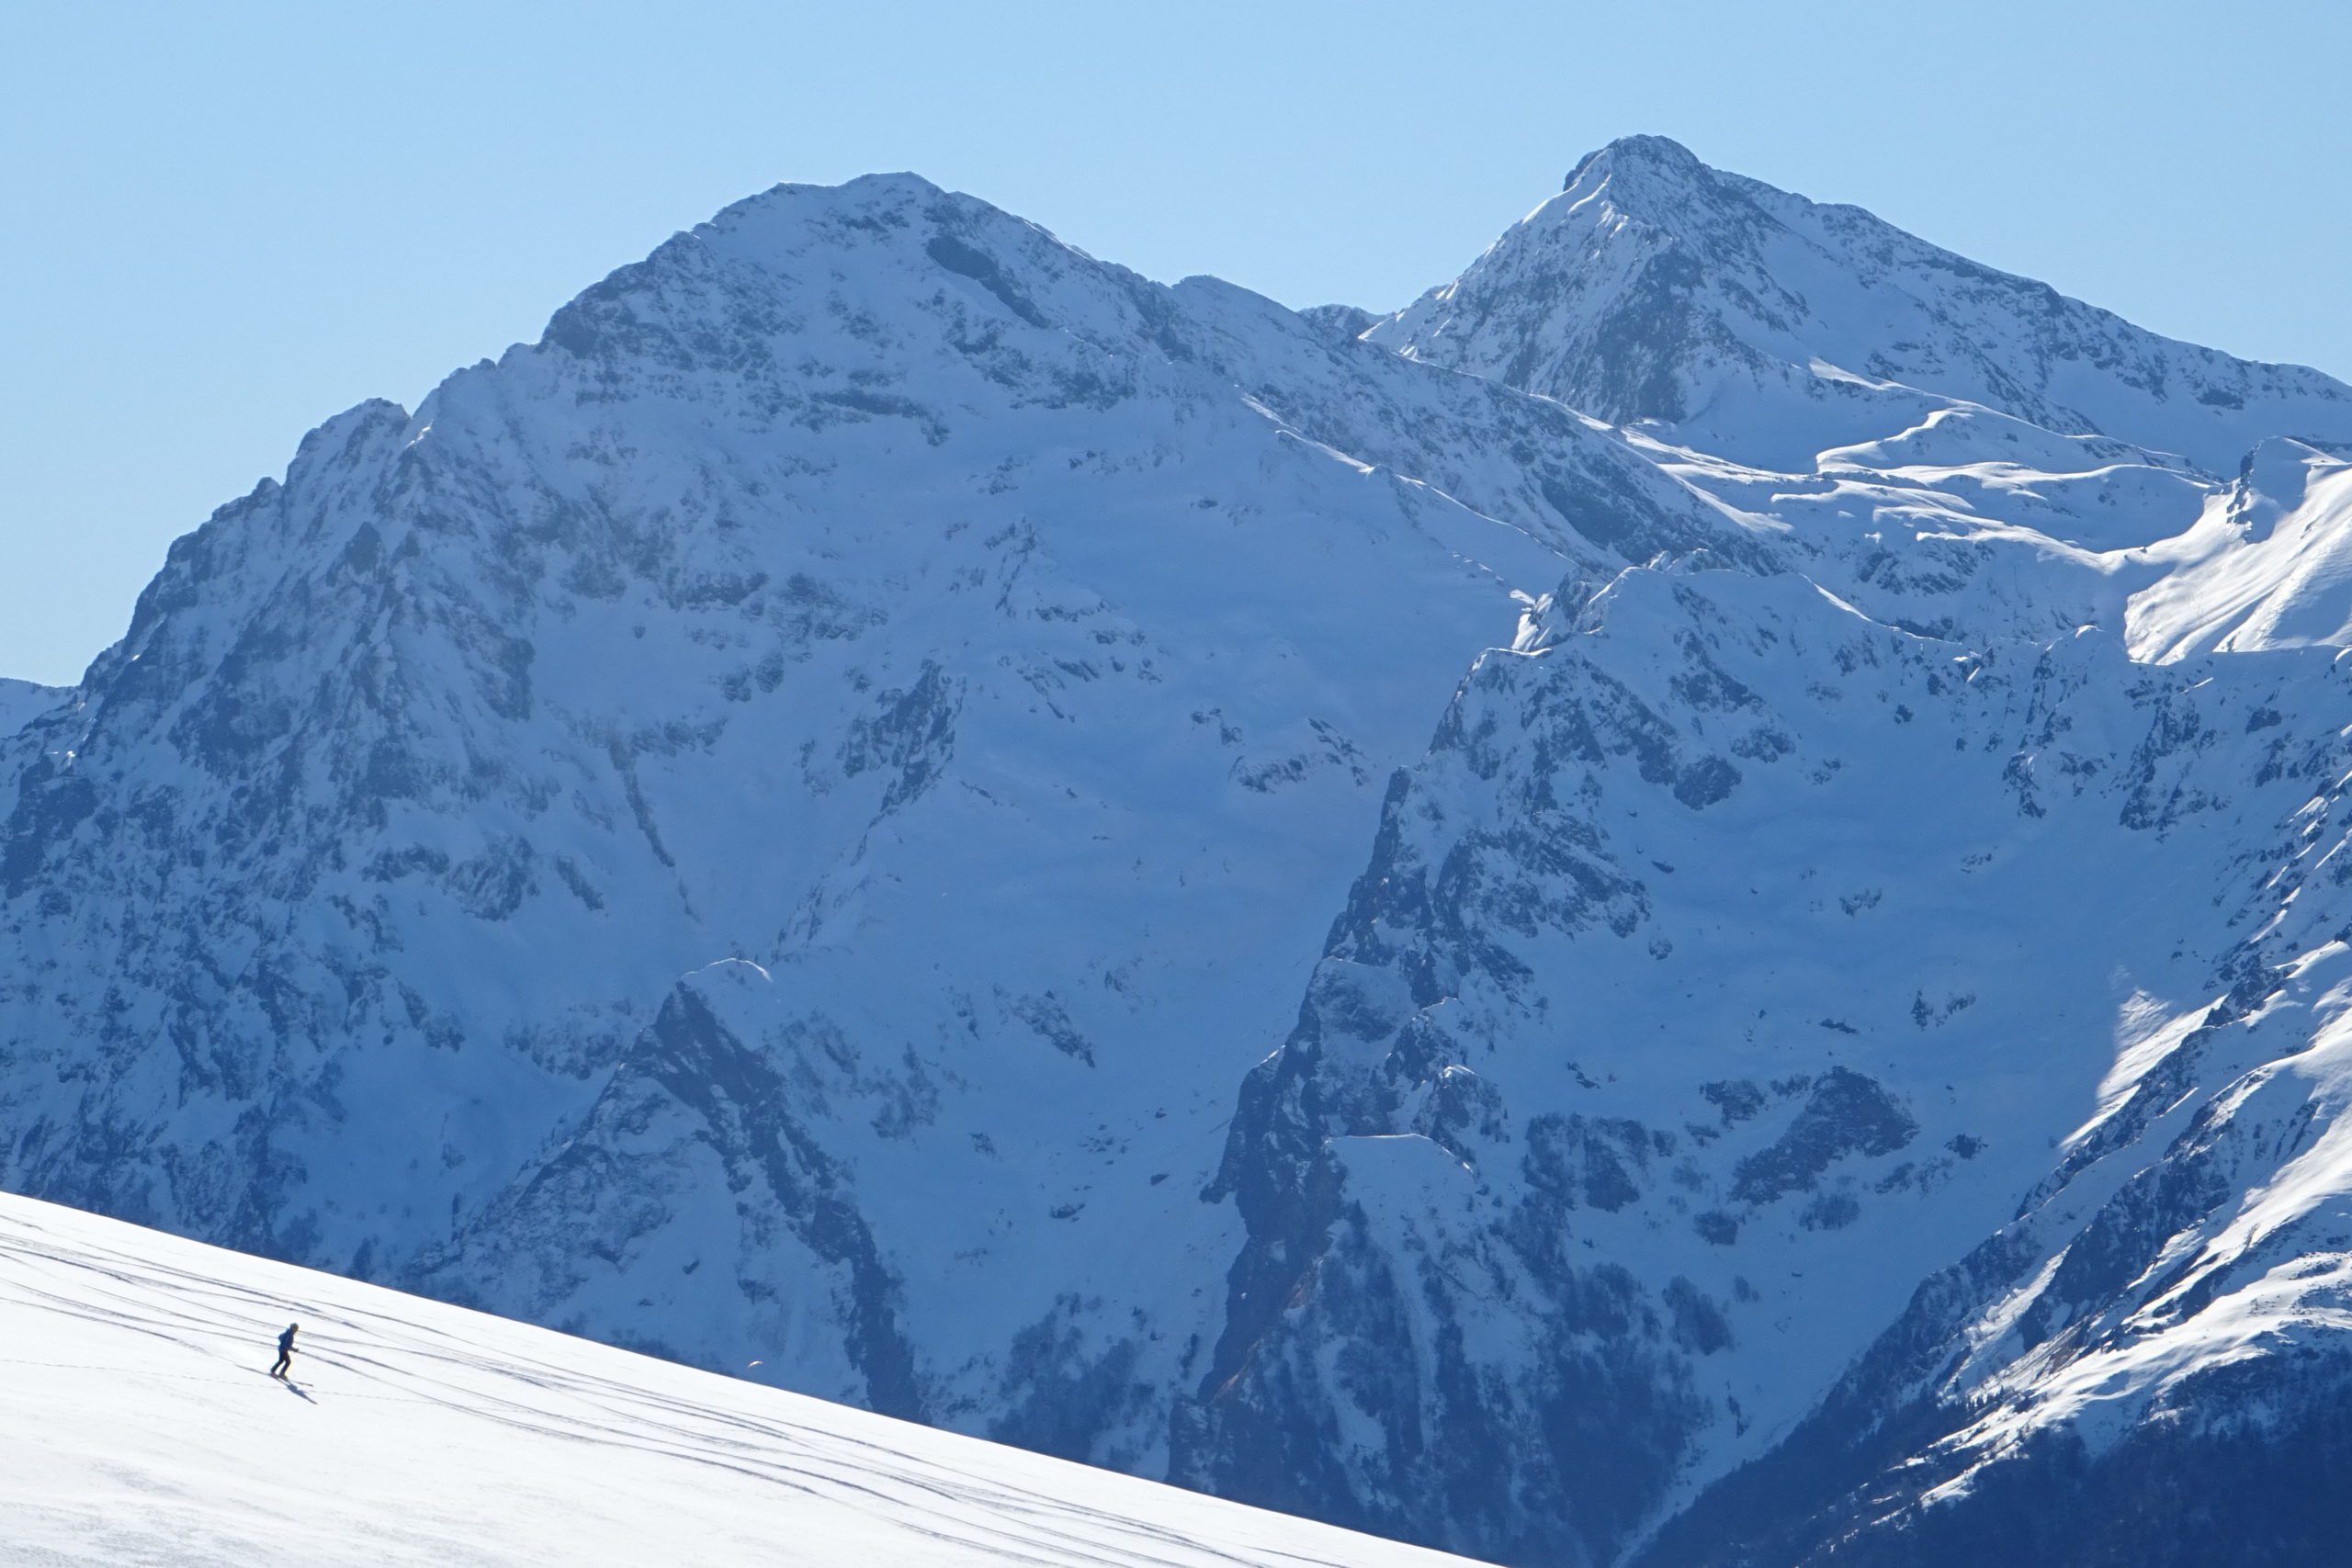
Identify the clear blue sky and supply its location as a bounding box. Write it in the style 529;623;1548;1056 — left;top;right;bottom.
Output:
5;0;2347;686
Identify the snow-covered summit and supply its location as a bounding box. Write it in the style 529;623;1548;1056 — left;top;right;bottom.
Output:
1369;135;2352;473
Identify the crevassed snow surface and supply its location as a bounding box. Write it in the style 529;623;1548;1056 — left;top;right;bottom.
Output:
0;1192;1477;1568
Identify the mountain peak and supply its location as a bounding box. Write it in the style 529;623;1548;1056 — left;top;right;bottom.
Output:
1551;134;1745;231
1371;140;2352;470
1562;132;1707;192
685;170;958;253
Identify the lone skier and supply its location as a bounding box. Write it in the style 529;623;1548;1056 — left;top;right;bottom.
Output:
270;1322;299;1380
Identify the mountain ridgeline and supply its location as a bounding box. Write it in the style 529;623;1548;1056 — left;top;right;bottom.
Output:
7;137;2352;1565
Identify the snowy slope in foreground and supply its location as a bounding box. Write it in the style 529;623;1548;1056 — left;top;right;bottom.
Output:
0;1193;1478;1568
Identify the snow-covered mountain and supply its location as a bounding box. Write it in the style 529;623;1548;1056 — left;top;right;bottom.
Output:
6;137;2352;1565
1365;134;2352;475
0;1190;1481;1565
0;169;1742;1463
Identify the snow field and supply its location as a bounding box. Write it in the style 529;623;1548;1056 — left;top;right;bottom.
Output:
0;1193;1480;1567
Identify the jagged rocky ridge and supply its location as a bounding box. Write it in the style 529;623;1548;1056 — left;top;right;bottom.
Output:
6;138;2352;1565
